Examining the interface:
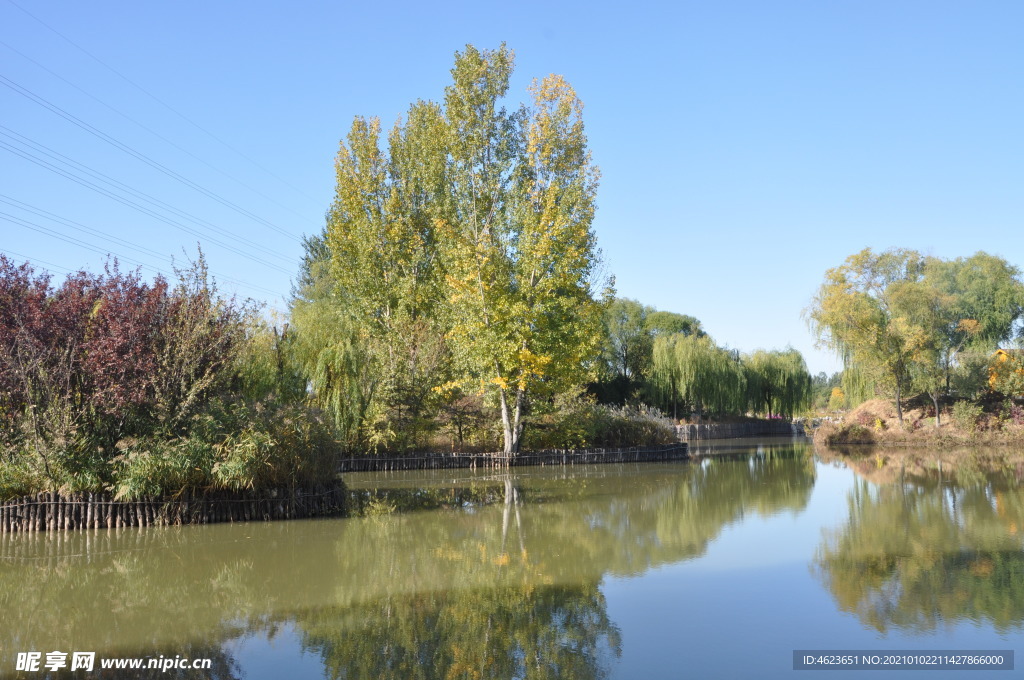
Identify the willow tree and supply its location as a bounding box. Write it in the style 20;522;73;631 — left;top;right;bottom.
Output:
289;234;378;450
808;249;930;424
440;46;605;455
651;334;746;419
743;348;812;418
810;248;1024;425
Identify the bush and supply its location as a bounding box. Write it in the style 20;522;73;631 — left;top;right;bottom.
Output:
1002;400;1024;426
0;460;38;500
814;423;875;447
1;256;344;501
951;400;984;434
111;399;340;500
523;391;676;449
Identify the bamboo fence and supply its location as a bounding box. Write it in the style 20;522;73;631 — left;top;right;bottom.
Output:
0;486;346;534
336;443;688;472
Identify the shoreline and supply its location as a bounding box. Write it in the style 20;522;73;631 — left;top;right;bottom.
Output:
0;485;347;534
813;424;1024;449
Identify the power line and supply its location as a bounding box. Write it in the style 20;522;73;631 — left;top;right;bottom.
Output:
0;193;168;261
0;141;293;274
1;213;284;297
0;126;294;265
0;198;289;298
3;211;173;273
4;0;322;205
0;73;301;242
0;37;320;225
1;248;73;274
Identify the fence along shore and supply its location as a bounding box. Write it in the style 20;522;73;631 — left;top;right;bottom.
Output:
336;443;688;472
0;444;689;533
0;486;346;533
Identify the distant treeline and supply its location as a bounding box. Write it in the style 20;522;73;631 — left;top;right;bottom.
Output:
808;249;1024;425
591;298;812;420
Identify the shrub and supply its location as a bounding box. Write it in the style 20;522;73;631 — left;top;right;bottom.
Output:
523;391;676;450
0;256;348;501
111;399;340;500
0;460;39;501
827;387;845;412
1001;400;1024;426
814;423;875;447
951;401;984;434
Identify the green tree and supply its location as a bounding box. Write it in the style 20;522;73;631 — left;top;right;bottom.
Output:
313;45;606;456
808;248;930;424
810;371;843;411
646;310;703;338
602;298;653;383
590;302;704;406
591;298;653;404
322;95;452;450
743;348;812;418
926;252;1024;348
650;333;746;419
889;275;959;427
810;249;1024;425
440;46;606;454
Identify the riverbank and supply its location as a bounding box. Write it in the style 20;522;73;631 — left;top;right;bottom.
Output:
0;445;689;532
814;423;1024;448
812;398;1024;448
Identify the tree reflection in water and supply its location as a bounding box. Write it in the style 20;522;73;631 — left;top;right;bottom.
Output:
814;457;1024;634
0;443;816;678
296;584;621;680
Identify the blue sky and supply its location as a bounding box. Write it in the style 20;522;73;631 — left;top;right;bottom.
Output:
3;0;1023;374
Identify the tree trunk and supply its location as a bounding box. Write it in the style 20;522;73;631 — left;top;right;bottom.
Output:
499;388;525;455
932;393;941;429
894;380;904;425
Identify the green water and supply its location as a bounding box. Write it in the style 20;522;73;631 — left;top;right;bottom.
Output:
2;438;1022;678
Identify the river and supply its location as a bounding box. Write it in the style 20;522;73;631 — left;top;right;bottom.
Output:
2;437;1021;678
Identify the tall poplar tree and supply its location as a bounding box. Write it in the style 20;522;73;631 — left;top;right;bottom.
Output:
313;44;605;455
324;100;450;449
441;46;605;454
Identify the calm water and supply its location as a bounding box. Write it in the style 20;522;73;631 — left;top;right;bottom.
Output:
2;438;1022;679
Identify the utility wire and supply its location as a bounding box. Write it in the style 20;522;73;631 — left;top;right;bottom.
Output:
0;193;168;261
0;125;294;265
0;73;300;242
3;211;173;273
4;0;321;205
1;248;73;274
1;214;283;297
0;142;293;274
0;38;319;225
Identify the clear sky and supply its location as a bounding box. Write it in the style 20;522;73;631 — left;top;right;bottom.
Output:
3;0;1023;375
